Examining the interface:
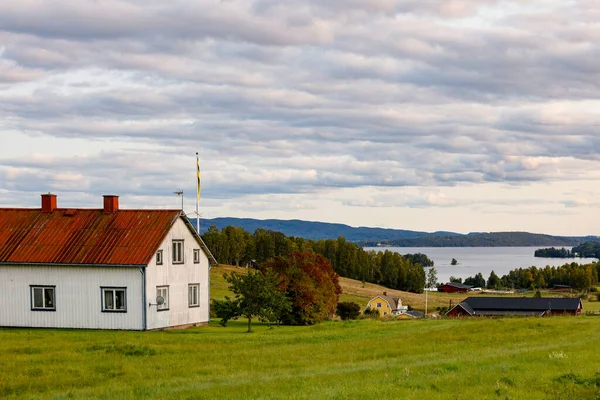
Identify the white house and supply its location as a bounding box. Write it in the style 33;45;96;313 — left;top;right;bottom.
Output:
0;194;217;330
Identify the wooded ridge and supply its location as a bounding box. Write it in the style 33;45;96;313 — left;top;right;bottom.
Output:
195;217;598;247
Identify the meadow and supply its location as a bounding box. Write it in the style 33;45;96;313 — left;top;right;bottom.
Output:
2;265;599;399
1;317;600;399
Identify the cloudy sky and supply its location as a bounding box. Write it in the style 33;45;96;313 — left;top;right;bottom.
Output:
1;0;599;236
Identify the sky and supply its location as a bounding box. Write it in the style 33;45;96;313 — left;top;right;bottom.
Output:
1;0;599;236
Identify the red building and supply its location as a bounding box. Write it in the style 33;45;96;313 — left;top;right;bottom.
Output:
438;282;472;293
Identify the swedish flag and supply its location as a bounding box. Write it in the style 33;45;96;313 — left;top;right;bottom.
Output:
196;152;201;204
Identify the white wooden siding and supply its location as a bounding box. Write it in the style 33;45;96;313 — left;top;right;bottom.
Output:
145;217;210;330
0;265;143;330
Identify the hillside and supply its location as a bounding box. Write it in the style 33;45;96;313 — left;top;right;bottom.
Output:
195;217;459;242
359;231;594;247
194;217;597;247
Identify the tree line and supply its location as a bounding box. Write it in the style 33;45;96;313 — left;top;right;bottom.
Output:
534;242;600;259
201;225;428;293
456;262;600;290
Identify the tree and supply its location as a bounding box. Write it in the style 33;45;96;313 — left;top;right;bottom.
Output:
224;226;246;266
336;302;361;320
222;270;290;332
426;267;438;289
451;258;458;266
487;270;501;289
449;276;462;283
264;252;342;325
464;273;485;288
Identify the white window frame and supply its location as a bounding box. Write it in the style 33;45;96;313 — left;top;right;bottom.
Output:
189;283;200;308
156;249;163;265
157;286;169;311
172;240;184;264
376;302;382;308
193;249;200;264
30;285;56;311
102;287;127;312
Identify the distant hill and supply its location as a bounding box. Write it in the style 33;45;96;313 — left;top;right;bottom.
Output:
358;232;598;247
192;217;598;247
195;217;460;242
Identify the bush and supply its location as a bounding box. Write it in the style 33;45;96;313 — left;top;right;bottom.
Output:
533;290;542;299
336;302;361;320
212;298;239;327
363;307;380;318
590;287;598;293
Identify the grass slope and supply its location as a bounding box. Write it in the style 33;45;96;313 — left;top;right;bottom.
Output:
211;265;600;313
1;318;600;399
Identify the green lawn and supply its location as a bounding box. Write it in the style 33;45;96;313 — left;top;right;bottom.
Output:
1;317;600;399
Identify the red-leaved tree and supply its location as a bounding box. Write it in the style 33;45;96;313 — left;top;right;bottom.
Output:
263;252;342;325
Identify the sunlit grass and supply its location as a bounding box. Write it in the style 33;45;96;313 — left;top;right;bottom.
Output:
1;317;600;399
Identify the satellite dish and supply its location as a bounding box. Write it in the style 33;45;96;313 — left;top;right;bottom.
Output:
156;296;165;305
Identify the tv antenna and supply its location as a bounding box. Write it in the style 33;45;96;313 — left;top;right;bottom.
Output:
174;190;184;211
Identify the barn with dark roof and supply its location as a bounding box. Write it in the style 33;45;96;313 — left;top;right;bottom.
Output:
438;282;473;293
446;297;582;317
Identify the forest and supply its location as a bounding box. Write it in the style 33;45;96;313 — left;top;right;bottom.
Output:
459;262;600;290
534;242;600;258
200;225;428;293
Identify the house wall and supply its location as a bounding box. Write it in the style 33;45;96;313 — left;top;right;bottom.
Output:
0;265;143;330
446;305;469;317
145;217;210;330
366;296;392;316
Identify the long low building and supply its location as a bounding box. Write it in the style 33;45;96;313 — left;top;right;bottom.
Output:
446;297;583;317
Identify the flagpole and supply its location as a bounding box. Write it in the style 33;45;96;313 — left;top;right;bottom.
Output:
196;152;200;235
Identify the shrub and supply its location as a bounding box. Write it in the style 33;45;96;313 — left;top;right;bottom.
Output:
336;302;361;320
212;298;239;327
590;287;598;293
363;307;380;318
533;290;542;299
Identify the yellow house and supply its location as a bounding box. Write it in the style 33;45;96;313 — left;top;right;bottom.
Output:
366;292;408;316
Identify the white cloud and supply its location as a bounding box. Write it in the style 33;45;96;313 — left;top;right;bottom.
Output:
1;0;600;235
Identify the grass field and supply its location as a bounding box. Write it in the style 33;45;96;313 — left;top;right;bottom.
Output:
2;265;599;399
2;317;600;399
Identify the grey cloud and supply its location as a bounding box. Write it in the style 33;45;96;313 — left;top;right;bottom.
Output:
1;0;600;211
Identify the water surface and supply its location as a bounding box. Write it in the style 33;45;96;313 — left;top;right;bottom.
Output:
364;246;598;284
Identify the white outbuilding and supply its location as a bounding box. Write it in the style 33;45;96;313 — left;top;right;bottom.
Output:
0;194;217;330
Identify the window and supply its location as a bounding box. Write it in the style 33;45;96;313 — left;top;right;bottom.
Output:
376;302;382;308
193;249;200;264
157;286;169;311
172;240;184;264
102;287;127;312
31;286;55;311
189;284;200;307
156;250;163;265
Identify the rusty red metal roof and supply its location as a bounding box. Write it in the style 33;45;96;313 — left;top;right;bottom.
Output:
0;208;182;266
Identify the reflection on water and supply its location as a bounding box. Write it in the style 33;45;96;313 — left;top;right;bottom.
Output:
364;246;598;284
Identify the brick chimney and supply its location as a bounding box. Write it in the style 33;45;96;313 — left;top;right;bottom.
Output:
41;193;57;213
103;195;119;214
383;291;387;296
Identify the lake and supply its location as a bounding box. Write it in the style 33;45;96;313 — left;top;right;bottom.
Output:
364;247;598;284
